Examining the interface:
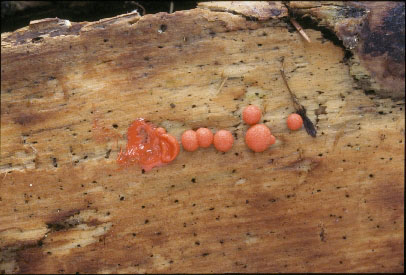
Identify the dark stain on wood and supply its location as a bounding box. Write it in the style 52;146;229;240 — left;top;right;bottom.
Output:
45;209;82;232
14;112;45;126
359;3;405;63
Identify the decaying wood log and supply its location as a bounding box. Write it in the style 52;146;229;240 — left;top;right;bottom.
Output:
288;1;405;99
1;2;404;273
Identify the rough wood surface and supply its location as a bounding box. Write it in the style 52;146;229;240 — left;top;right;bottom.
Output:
1;2;404;273
288;1;405;99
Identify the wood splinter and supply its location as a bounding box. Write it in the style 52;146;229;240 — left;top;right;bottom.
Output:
290;18;311;43
280;58;317;137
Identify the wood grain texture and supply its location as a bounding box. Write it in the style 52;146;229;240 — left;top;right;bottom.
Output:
1;2;404;274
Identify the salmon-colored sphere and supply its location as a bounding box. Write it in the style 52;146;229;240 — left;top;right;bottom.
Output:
242;105;261;125
287;113;303;130
181;130;199;152
213;130;234;152
196;128;213;148
245;124;272;152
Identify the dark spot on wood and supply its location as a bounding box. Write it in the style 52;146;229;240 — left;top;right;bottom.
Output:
105;149;111;159
365;90;376;95
159;24;167;32
270;8;281;16
319;227;326;242
315;105;327;116
14;112;45;125
32;37;44;43
52;158;58;168
170;103;176;108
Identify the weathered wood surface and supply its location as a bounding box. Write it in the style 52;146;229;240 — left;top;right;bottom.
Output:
1;2;404;273
288;1;405;99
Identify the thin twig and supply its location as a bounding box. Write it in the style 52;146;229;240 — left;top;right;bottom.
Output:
29;144;37;154
280;59;317;137
280;65;301;111
169;1;174;13
217;77;228;94
290;18;311;43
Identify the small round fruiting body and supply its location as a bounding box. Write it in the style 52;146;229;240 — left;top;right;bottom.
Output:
181;130;199;152
213;130;234;152
287;113;303;131
245;124;272;153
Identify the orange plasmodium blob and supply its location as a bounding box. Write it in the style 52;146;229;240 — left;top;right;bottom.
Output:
242;105;261;125
213;130;234;152
159;133;180;163
196;128;214;148
117;119;179;172
245;124;273;153
181;130;199;152
287;113;303;130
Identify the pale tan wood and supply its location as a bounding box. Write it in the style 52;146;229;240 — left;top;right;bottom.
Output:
1;3;404;274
